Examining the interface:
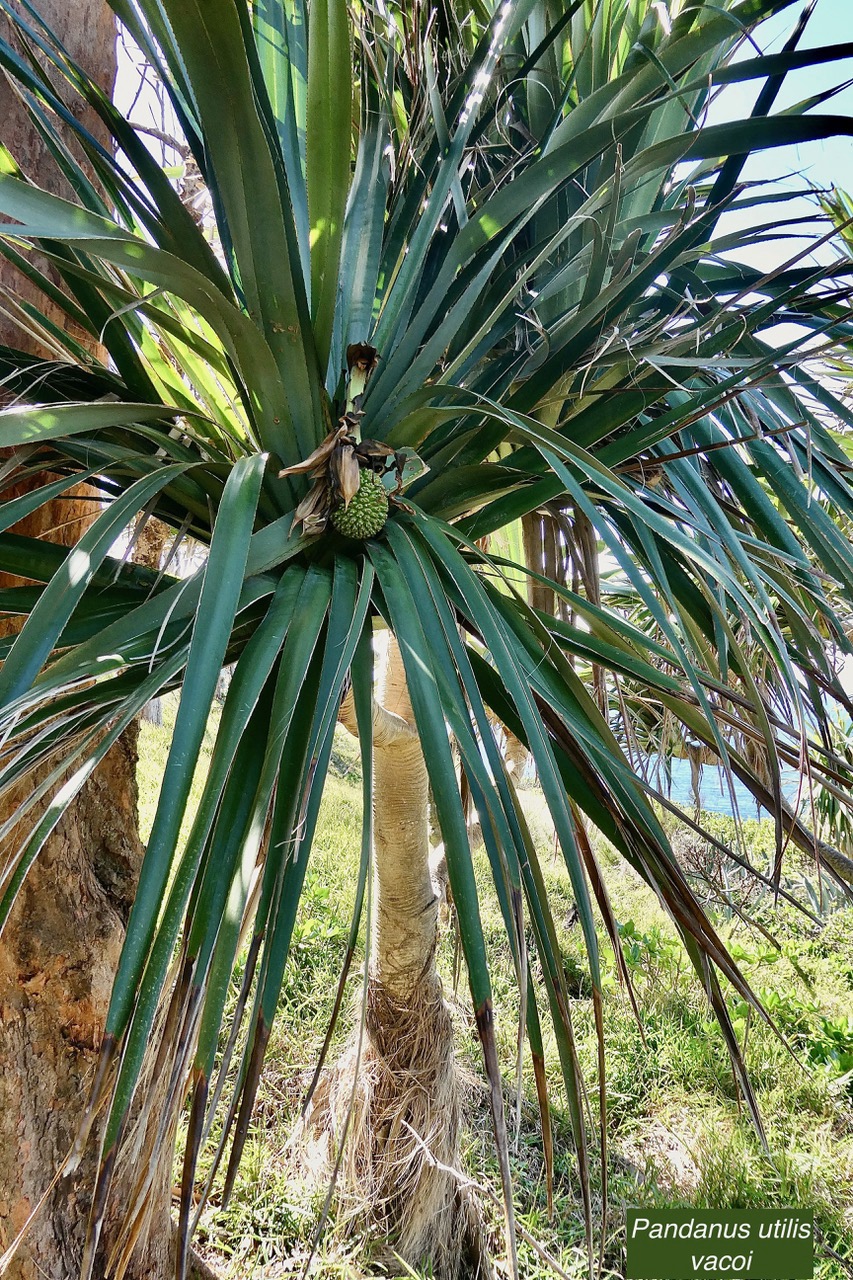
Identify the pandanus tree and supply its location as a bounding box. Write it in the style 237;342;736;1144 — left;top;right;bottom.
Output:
1;0;853;1274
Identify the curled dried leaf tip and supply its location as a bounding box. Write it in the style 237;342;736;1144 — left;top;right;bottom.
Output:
346;343;379;376
278;424;348;480
281;419;422;536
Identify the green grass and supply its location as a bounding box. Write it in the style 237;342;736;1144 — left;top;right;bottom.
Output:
138;704;853;1277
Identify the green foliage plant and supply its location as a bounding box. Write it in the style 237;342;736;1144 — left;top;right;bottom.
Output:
1;0;853;1272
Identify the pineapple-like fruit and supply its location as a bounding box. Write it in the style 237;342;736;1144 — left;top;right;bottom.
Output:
330;469;389;539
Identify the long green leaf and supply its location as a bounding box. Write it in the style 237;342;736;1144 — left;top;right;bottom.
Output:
306;0;351;374
0;463;187;706
103;452;267;1046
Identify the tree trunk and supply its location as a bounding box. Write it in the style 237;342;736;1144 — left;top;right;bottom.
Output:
371;638;440;996
0;7;176;1277
323;637;484;1278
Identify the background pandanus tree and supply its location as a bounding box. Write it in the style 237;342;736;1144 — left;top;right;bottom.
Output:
1;0;853;1275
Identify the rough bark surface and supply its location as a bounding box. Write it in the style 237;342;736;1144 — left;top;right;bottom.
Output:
0;0;117;350
0;721;145;1279
0;7;174;1277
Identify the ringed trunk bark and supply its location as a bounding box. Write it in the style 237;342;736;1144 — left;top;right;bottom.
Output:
321;637;485;1278
371;638;440;996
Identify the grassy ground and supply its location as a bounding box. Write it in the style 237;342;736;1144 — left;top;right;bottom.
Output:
139;700;853;1278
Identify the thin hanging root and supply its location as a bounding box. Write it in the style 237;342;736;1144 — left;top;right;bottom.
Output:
105;1201;148;1280
309;977;489;1279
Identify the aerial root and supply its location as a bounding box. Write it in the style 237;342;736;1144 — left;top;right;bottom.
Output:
308;975;491;1278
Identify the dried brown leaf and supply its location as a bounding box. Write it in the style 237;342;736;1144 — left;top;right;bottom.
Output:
278;425;347;478
335;447;361;506
303;510;329;536
290;479;330;533
346;343;379;375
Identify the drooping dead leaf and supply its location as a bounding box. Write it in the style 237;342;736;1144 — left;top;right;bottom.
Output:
290;479;330;533
278;425;347;479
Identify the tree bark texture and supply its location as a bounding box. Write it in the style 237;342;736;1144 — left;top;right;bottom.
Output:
332;638;482;1277
0;7;173;1276
371;637;441;997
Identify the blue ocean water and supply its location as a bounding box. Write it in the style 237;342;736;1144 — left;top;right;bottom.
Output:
650;757;802;819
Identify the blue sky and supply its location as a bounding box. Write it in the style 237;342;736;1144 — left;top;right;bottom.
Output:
115;1;853;222
728;0;853;194
709;0;853;272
